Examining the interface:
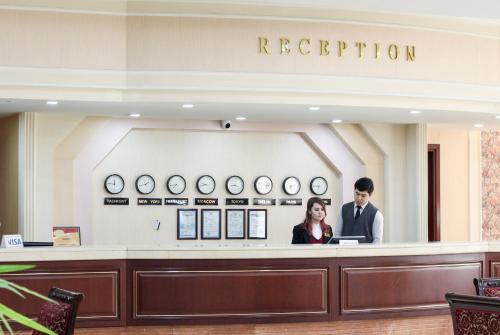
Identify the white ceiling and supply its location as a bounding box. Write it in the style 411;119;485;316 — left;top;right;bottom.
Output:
0;99;498;129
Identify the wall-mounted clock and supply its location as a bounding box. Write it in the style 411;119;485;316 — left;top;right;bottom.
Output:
196;175;216;195
226;175;244;195
283;176;301;195
167;175;186;195
135;174;155;194
254;176;273;195
104;174;125;194
310;177;328;195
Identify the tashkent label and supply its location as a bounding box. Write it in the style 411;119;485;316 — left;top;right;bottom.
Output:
104;198;129;205
280;199;302;206
195;198;218;205
137;198;162;205
226;198;249;205
253;198;276;206
165;198;189;206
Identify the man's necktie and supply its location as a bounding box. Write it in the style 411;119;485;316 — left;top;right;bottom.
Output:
355;206;361;220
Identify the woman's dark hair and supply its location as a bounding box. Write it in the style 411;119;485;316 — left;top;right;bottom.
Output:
354;177;374;195
303;197;328;235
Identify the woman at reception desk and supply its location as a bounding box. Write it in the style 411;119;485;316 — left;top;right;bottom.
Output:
291;197;333;244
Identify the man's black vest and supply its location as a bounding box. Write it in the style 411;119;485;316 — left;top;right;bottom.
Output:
341;201;378;243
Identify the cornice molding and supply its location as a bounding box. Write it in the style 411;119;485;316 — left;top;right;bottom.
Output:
0;0;498;38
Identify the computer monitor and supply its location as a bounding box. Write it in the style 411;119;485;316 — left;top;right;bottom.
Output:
327;236;367;244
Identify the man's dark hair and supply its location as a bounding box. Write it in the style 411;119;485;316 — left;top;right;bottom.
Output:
354;177;374;195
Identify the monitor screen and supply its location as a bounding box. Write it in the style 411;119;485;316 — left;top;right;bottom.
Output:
327;236;366;244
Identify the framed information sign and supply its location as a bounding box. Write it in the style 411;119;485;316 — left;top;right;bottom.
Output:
177;209;198;240
201;209;221;239
52;226;81;247
247;209;267;239
226;209;245;239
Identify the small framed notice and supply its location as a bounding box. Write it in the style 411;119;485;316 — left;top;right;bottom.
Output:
247;209;267;239
177;209;198;240
226;209;245;239
52;227;81;247
201;209;221;239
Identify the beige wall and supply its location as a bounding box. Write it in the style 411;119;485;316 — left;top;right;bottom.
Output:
31;113;421;244
427;126;478;242
0;114;19;235
91;130;340;245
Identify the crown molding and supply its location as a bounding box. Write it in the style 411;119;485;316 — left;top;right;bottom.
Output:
0;0;498;38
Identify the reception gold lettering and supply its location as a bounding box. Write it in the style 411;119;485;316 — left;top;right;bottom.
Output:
355;42;366;58
256;36;415;62
320;40;330;56
406;45;415;61
259;37;269;54
374;43;381;59
299;38;311;55
280;38;291;54
388;44;399;60
338;41;347;57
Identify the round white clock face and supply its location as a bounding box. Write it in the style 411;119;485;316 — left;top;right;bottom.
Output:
283;176;301;195
167;175;186;195
254;176;273;195
135;174;155;194
104;174;124;194
310;177;328;195
196;175;216;194
226;175;244;195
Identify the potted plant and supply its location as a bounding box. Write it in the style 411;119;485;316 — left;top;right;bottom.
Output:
0;265;56;335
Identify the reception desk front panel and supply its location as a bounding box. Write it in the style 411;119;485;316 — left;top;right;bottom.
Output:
0;244;498;327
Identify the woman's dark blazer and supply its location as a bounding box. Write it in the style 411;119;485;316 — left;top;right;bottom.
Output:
292;223;333;244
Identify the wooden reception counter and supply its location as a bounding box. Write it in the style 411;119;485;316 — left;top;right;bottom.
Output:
1;242;499;327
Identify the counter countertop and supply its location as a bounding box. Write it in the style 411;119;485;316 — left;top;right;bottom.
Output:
0;242;499;262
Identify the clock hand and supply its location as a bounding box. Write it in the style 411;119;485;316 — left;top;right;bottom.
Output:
201;183;207;186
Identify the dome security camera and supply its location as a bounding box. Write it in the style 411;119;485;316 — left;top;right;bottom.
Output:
221;120;231;129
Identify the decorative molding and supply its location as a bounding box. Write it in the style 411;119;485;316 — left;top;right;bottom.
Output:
18;112;36;241
340;262;482;314
0;1;498;38
133;268;328;318
469;131;482;241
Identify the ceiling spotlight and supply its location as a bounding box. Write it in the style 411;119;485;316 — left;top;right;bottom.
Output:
331;119;343;123
236;116;247;121
410;110;421;114
308;106;320;111
46;101;58;105
129;113;141;118
182;104;194;108
496;115;500;119
473;123;484;128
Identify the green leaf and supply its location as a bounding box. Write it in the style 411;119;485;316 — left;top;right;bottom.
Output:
0;313;13;334
0;304;56;335
0;280;25;299
8;282;55;303
0;265;34;274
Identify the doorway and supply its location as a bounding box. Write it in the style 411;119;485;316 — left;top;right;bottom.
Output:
428;144;440;241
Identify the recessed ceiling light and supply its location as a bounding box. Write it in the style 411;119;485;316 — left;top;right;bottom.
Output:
46;101;58;105
331;119;343;123
129;113;141;118
473;123;484;128
236;116;246;121
496;115;500;119
182;104;194;108
308;106;320;111
410;110;421;114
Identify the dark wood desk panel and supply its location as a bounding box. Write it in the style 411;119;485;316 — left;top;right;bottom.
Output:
0;260;126;327
487;253;500;277
335;253;484;320
127;258;333;325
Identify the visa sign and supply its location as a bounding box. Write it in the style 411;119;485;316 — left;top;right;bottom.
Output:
1;234;24;248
